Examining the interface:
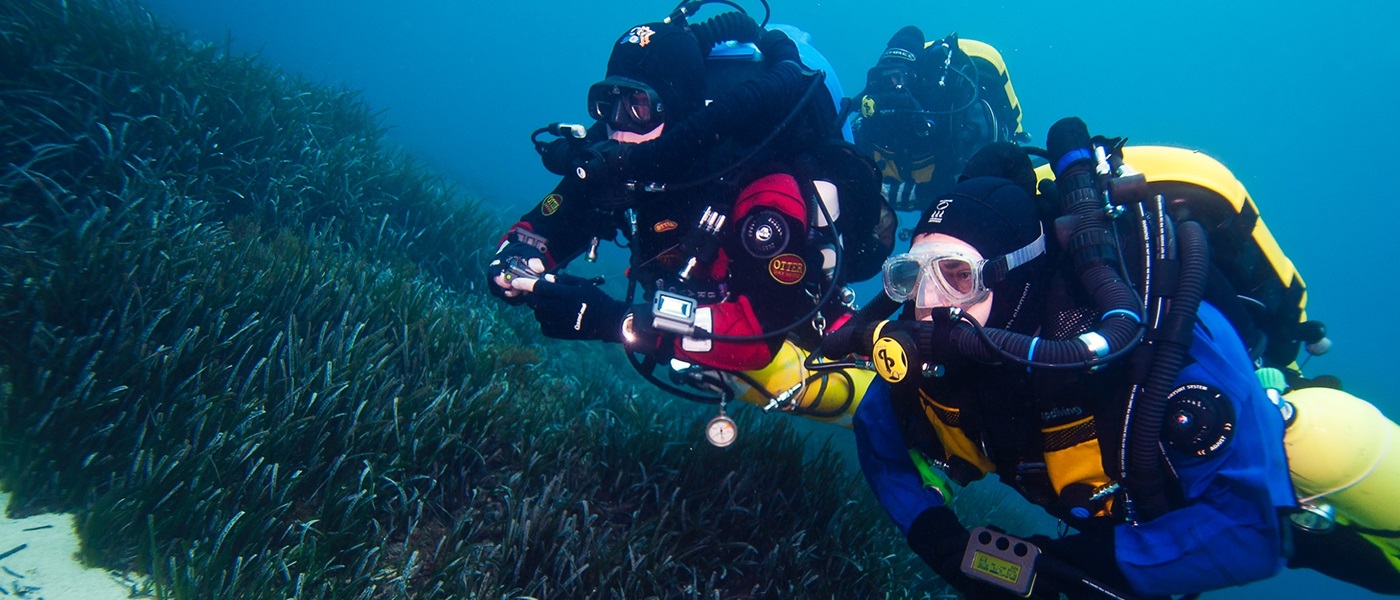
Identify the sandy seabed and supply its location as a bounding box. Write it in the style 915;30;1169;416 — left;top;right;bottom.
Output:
0;492;144;599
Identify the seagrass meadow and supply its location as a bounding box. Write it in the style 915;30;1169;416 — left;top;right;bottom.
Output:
0;1;1030;598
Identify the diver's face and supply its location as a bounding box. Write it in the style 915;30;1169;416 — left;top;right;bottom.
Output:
608;122;663;144
589;77;666;143
909;233;993;325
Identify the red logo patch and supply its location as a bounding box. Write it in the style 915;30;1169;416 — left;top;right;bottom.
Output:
653;220;678;233
768;254;806;285
541;194;562;216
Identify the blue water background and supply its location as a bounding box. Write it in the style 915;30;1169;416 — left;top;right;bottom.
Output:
138;1;1400;597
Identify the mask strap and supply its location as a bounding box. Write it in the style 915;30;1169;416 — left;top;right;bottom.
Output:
981;225;1046;285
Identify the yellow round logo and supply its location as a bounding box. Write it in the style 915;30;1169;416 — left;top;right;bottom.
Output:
872;336;908;383
861;96;876;118
541;194;562;216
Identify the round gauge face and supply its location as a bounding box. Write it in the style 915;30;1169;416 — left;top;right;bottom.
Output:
706;415;738;447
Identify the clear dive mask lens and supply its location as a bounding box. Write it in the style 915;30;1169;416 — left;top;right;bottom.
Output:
587;77;664;134
881;229;1047;309
880;254;923;300
881;249;988;309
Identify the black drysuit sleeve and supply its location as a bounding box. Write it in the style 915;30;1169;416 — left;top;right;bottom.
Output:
501;175;618;269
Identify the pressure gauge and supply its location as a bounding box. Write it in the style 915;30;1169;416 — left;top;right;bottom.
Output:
705;414;738;447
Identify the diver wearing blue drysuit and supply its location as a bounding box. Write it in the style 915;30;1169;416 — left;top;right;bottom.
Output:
853;305;1293;597
837;118;1400;597
845;190;1293;593
833;120;1298;598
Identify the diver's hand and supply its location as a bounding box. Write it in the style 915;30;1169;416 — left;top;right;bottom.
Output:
819;311;878;359
906;509;1029;599
539;136;589;176
819;292;903;359
573;140;630;186
907;507;971;579
823;319;945;362
757;28;800;65
528;278;630;342
486;243;546;305
1026;533;1142;600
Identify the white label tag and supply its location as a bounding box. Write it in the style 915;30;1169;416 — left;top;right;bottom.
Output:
681;308;713;353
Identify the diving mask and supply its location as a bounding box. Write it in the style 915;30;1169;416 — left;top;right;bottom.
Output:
882;229;1045;309
587;77;664;135
867;63;914;93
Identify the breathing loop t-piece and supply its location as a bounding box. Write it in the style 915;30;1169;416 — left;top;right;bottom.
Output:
937;41;952;87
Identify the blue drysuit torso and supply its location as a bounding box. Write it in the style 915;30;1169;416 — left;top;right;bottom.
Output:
853;302;1295;596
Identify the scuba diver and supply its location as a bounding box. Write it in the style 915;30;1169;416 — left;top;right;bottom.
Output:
821;118;1400;597
852;25;1029;214
485;3;894;440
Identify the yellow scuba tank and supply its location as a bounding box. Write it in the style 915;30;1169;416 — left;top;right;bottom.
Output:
948;38;1027;142
726;339;875;427
1283;387;1400;537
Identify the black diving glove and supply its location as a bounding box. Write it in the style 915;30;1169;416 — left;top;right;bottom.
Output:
528;278;630;343
819;292;904;359
1026;532;1144;600
960;142;1038;197
819;314;868;359
757;28;800;65
573;139;631;187
486;242;547;306
830;318;951;364
907;508;1042;600
539;136;588;177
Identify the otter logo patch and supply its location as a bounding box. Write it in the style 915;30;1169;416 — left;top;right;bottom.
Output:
653;220;678;233
768;253;806;285
540;194;562;216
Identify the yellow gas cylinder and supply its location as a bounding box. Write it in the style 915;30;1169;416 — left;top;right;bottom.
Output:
728;340;875;427
1283;386;1400;534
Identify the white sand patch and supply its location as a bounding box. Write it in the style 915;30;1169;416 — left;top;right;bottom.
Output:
0;492;144;599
